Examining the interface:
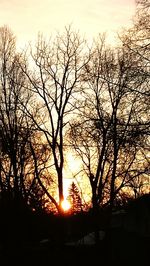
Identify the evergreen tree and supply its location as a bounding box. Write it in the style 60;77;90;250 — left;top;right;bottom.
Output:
67;182;82;214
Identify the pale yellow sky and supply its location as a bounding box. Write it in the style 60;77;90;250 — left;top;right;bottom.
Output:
0;0;136;48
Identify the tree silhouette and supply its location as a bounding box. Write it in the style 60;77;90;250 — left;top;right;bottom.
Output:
67;182;82;214
21;26;90;212
0;26;54;214
0;16;149;218
68;34;150;214
0;25;33;204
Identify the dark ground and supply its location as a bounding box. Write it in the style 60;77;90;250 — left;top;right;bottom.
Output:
1;195;150;266
0;228;149;266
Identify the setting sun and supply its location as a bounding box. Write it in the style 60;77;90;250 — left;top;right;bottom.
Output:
61;199;71;212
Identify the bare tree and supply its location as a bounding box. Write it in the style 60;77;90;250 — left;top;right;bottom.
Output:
68;36;149;214
0;26;32;202
121;0;150;94
0;26;52;213
120;0;150;197
21;26;89;211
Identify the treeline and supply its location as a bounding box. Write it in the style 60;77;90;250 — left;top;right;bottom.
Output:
0;0;149;216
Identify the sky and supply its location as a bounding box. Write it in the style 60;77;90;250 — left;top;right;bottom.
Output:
0;0;136;48
0;0;136;202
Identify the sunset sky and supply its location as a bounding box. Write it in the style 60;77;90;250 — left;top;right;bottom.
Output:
0;0;136;48
0;0;137;202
